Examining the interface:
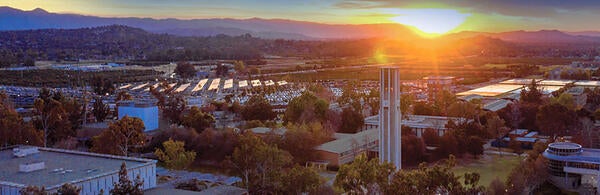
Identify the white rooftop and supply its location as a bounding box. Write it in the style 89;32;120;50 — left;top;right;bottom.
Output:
238;80;248;88
457;84;524;97
192;79;208;92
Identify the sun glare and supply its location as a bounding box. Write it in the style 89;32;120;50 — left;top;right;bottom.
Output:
390;9;470;37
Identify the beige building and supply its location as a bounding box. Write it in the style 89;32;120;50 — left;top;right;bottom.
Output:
315;129;378;166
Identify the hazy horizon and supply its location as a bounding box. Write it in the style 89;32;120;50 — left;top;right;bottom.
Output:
5;0;600;34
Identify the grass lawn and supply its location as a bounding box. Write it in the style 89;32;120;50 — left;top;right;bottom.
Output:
452;154;524;187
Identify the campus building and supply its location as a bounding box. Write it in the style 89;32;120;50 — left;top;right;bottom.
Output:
0;146;157;195
543;142;600;194
423;76;455;101
117;101;159;131
315;129;379;166
364;114;467;137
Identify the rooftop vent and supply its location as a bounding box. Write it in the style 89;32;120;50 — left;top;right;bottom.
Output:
19;161;45;173
13;147;39;158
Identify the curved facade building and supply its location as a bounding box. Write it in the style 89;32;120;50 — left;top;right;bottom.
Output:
543;142;600;193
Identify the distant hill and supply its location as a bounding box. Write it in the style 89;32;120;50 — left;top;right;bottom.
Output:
446;30;600;43
566;31;600;37
0;25;409;66
0;6;419;40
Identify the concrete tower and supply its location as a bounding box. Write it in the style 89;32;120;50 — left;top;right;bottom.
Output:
379;67;402;169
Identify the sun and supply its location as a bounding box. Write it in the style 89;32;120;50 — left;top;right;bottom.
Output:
390;9;470;37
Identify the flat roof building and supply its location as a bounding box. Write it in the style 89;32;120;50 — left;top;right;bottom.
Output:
364;114;467;137
118;101;159;132
0;146;156;195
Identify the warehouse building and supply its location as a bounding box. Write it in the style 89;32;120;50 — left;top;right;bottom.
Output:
0;146;157;195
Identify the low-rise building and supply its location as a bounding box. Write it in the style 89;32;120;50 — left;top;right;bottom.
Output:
363;115;467;137
117;101;159;131
543;142;600;194
0;146;157;195
315;129;378;166
423;76;456;101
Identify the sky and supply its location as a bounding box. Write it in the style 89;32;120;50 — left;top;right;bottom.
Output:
3;0;600;33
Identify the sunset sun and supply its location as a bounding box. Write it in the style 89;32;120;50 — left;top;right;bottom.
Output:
390;9;470;37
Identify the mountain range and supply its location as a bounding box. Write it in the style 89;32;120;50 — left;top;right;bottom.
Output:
0;6;418;40
2;6;600;43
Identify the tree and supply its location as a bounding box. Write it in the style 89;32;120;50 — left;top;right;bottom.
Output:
241;95;276;121
91;116;145;156
163;94;186;125
280;165;323;194
0;92;43;147
511;64;539;77
402;134;426;165
334;154;395;194
413;101;436;116
498;103;522;129
215;63;229;76
19;186;47;195
466;136;484;158
284;91;329;124
506;142;549;194
56;183;81;195
227;133;292;194
280;123;329;164
115;91;132;102
110;162;144;195
366;89;380;115
230;101;242;114
386;156;484;194
448;101;479;122
487;178;506;195
552;93;577;111
149;83;167;109
436;131;458;159
155;139;197;170
339;107;364;133
93;97;109;122
337;81;360;109
182;106;215;133
233;60;246;73
486;114;508;155
433;90;456;116
61;98;83;132
519;102;540;131
34;97;72;147
536;103;577;136
422;128;440;146
508;138;523;155
400;94;414;118
520;79;543;104
174;62;196;79
91;76;115;95
578;117;595;147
